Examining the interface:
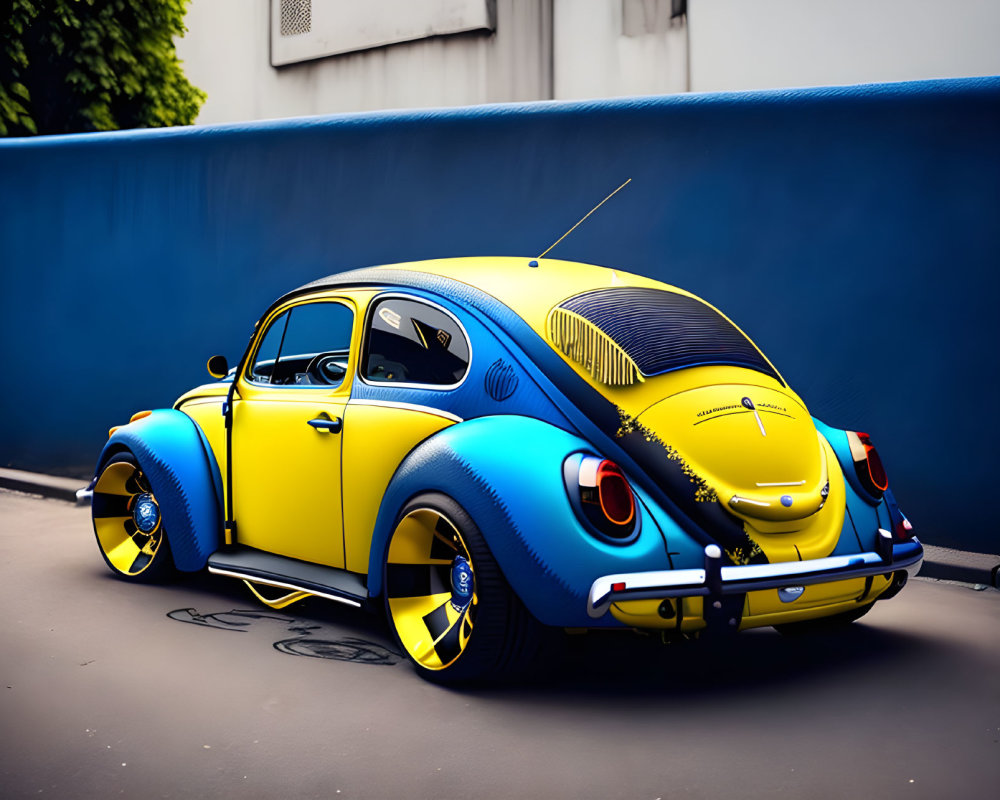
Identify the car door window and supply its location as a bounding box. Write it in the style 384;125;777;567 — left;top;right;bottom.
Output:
249;301;353;387
364;297;469;386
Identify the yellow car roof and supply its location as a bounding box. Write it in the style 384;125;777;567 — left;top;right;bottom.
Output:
364;256;682;335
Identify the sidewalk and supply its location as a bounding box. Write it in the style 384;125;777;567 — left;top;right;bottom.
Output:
3;466;998;588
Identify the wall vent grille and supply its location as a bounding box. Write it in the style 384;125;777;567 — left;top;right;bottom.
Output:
280;0;312;37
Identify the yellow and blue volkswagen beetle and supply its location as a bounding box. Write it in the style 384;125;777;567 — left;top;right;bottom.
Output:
90;258;922;682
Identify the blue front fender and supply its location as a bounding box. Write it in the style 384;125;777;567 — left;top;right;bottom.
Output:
366;415;677;628
95;409;223;572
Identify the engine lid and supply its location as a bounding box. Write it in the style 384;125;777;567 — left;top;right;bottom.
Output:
637;384;827;522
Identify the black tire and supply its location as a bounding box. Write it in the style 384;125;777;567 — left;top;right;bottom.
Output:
91;451;176;583
773;602;874;636
382;492;544;684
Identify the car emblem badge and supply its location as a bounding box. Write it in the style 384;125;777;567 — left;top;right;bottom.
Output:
132;493;159;534
450;556;474;611
741;396;767;437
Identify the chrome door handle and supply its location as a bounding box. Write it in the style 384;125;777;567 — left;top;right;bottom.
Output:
307;416;342;433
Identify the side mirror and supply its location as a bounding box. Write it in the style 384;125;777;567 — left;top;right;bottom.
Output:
206;354;229;379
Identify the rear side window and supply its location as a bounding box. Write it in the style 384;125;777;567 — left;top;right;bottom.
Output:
364;297;469;386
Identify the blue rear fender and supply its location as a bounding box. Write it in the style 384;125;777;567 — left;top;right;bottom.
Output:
94;409;224;572
366;415;679;628
813;417;909;552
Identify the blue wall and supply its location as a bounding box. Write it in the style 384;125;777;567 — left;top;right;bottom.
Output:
1;77;997;551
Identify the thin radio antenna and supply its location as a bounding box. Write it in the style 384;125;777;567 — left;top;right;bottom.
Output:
536;178;632;260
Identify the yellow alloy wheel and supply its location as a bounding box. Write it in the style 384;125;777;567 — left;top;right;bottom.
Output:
91;454;173;581
383;493;544;683
385;506;478;672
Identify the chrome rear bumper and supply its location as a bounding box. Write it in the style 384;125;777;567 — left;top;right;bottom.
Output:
587;530;922;618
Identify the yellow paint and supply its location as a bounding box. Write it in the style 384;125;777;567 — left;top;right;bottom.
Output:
607;574;892;633
243;581;312;610
547;307;643;386
175;382;229;407
385;508;455;565
738;576;890;629
637;385;820;520
229;294;366;567
367;260;827;556
744;575;883;618
367;257;792;423
342;402;453;573
92;460;162;577
159;258;867;627
609;599;672;629
606;572;892;632
232;392;347;566
387;594;451;669
737;601;858;629
741;436;847;563
383;507;476;670
610;596;706;632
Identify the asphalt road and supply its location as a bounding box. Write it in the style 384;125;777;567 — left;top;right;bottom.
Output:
1;490;998;800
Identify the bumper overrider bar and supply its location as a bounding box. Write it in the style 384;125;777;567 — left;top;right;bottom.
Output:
587;529;923;619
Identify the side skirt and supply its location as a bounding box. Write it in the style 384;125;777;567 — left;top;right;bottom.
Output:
207;547;371;611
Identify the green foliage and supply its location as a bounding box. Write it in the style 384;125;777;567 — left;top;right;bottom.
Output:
1;0;205;136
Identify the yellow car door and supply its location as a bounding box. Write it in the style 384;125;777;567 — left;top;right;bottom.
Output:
231;296;359;568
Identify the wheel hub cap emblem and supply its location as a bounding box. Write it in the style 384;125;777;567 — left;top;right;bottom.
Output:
133;493;160;533
450;556;473;611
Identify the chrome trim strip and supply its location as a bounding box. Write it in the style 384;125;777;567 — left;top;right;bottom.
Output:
729;495;770;508
588;569;707;615
587;540;923;618
207;567;363;608
347;398;463;424
718;552;884;582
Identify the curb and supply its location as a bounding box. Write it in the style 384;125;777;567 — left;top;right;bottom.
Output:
1;467;997;588
0;467;88;504
919;544;1000;589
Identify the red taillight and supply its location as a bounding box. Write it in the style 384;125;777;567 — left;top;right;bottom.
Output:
595;461;636;527
847;431;889;498
856;432;889;492
574;456;638;541
893;515;914;542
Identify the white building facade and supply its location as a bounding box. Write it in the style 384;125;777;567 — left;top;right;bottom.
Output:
176;0;1000;125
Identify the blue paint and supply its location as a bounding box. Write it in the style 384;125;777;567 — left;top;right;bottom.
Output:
96;410;223;571
367;415;675;627
366;412;886;623
484;359;518;402
1;76;998;550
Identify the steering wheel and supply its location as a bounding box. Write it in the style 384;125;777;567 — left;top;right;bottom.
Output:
305;352;349;385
